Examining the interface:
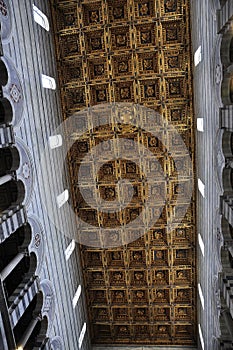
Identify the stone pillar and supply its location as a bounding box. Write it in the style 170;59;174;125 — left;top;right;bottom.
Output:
0;252;25;281
0;126;14;147
9;277;39;328
0;205;27;243
217;0;233;34
16;316;40;349
0;174;13;186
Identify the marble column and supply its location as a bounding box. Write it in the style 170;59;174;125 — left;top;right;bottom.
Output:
0;252;25;281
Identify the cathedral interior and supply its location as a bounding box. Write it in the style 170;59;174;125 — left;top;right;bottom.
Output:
0;0;233;349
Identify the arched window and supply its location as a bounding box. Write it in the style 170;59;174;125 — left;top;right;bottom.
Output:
57;190;69;208
33;5;49;31
41;74;56;90
72;285;81;309
198;283;205;310
197;118;204;132
198;178;205;198
78;322;86;349
194;46;202;67
65;239;75;261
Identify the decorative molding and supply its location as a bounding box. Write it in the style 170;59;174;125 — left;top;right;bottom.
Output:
28;214;45;275
50;336;64;350
215;128;225;195
40;279;56;334
15;137;34;208
213;34;224;108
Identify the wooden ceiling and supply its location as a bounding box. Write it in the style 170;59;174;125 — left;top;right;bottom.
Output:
51;0;197;346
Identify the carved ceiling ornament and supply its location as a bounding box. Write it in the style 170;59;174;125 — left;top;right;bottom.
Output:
50;0;196;345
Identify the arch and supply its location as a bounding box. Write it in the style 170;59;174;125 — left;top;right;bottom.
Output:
0;97;13;125
33;5;49;31
0;59;8;86
57;189;69;208
49;336;64;350
40;279;56;332
221;26;233;67
0;146;20;176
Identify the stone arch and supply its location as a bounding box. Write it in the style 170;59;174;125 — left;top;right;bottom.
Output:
40;279;56;334
0;97;13;125
221;25;233;68
220;25;233;105
15;137;34;207
28;215;45;275
50;336;64;349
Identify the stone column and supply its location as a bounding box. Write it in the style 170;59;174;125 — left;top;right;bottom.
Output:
16;316;40;349
0;252;25;281
0;174;13;186
222;308;233;339
0;205;27;243
0;126;14;148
